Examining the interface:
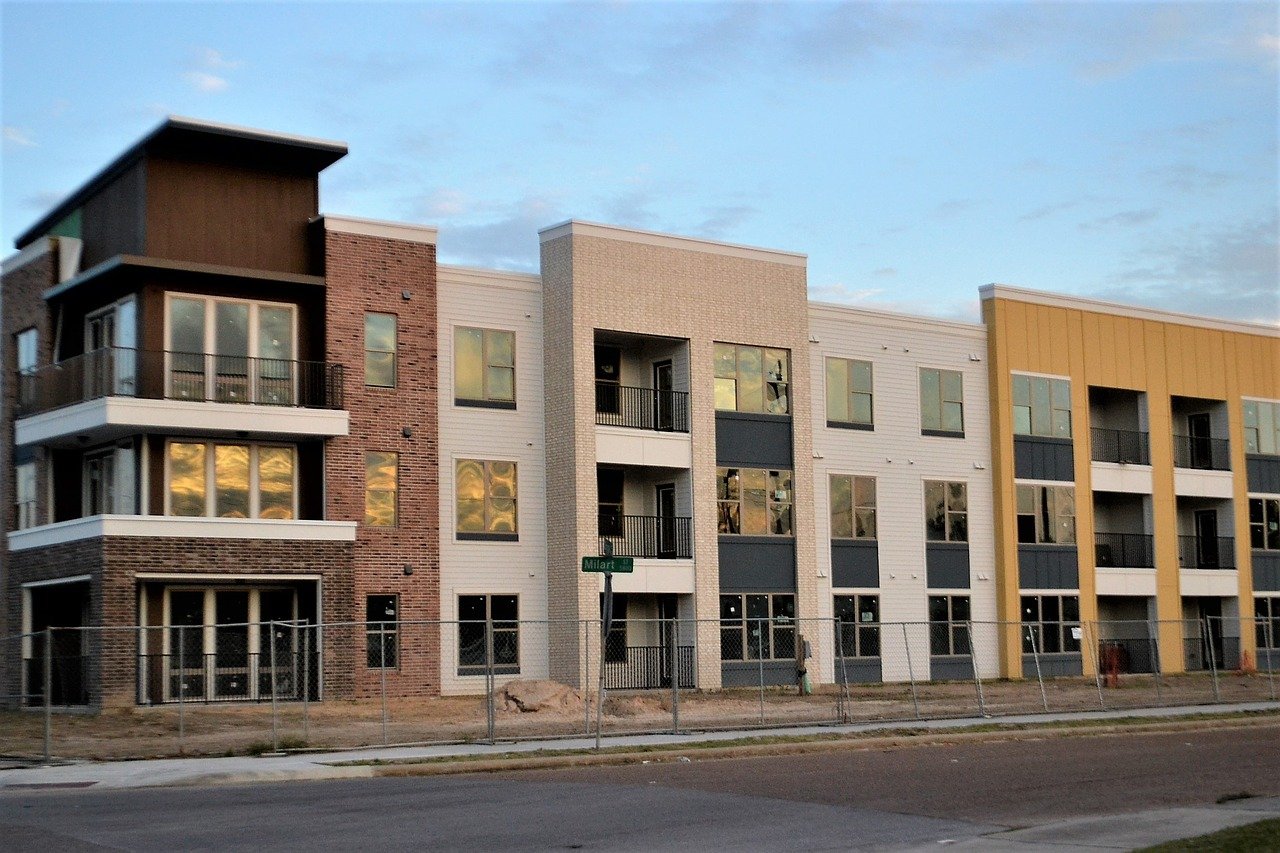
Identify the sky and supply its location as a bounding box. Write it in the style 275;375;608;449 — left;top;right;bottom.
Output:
2;1;1277;325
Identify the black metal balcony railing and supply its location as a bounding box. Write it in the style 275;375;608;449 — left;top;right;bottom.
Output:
16;347;345;416
1172;434;1231;471
598;514;693;559
595;382;689;432
1091;427;1150;465
603;643;695;690
1177;535;1236;569
1094;532;1155;568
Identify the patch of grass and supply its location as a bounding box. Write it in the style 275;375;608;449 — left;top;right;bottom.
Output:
244;736;309;756
1135;817;1280;852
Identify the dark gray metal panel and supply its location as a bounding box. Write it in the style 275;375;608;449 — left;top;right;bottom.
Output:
1247;455;1280;494
1253;553;1280;591
831;541;879;588
1014;436;1075;482
715;412;793;468
1018;545;1080;589
721;660;795;687
926;544;970;589
719;537;796;591
833;659;882;684
1022;653;1082;678
930;657;974;680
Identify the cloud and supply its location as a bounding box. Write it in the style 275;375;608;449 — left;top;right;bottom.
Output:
810;280;980;323
183;71;228;93
1079;209;1160;231
871;267;897;278
1149;164;1235;195
3;126;35;147
183;47;241;93
1092;217;1279;324
419;188;472;218
690;205;756;240
197;48;241;71
22;190;63;211
435;195;562;270
1018;199;1090;223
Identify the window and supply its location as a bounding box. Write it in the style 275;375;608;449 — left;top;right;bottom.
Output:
1021;595;1081;654
15;461;36;530
597;468;624;537
928;595;971;656
1250;497;1280;550
920;367;964;436
716;468;793;536
834;595;880;658
167;442;296;519
16;328;37;374
366;595;398;668
364;313;397;387
458;594;519;675
1016;484;1077;544
455;327;515;407
829;474;876;539
924;481;968;542
714;343;789;415
1013;375;1071;438
825;358;873;429
166;295;296;403
719;594;795;660
1245;401;1280;455
1257;598;1280;649
364;451;398;527
84;443;136;516
456;460;518;538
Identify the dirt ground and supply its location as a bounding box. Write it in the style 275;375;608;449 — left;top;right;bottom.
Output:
1;670;1275;761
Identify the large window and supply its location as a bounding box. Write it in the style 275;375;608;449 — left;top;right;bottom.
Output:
834;595;880;658
1245;400;1280;455
924;481;968;542
84;443;136;516
714;343;789;415
456;460;518;538
366;595;398;668
458;594;519;675
825;357;873;429
928;595;971;656
920;367;964;436
364;313;397;387
719;594;795;661
1016;484;1077;544
166;295;295;403
1021;595;1081;654
1013;374;1071;438
716;468;793;536
829;474;876;539
1257;597;1280;650
16;327;37;374
455;327;515;407
364;451;399;527
15;461;36;530
168;442;296;519
1250;497;1280;550
597;468;624;537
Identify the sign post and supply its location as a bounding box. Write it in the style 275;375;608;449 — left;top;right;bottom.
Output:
583;542;633;749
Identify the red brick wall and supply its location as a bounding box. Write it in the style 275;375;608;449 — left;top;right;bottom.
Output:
323;228;440;697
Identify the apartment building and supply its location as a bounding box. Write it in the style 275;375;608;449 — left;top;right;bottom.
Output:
4;117;1276;708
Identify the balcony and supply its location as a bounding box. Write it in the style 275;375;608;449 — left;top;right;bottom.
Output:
1178;535;1236;570
14;348;349;446
1094;532;1154;568
1173;435;1230;471
1091;427;1150;465
598;515;692;559
595;382;689;432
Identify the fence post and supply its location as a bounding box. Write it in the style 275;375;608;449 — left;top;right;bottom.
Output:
1266;618;1277;702
1205;617;1220;703
177;625;186;752
302;624;310;741
595;614;607;750
270;621;280;753
901;622;920;720
835;618;850;724
485;616;496;745
967;622;986;717
757;619;765;725
1148;619;1164;705
1025;624;1048;712
669;618;680;735
379;623;389;747
1084;621;1105;710
582;620;591;737
43;628;52;765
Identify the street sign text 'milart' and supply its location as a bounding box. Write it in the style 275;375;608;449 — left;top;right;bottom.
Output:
581;556;635;573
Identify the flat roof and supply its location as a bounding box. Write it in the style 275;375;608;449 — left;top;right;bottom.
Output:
16;116;348;249
538;219;807;267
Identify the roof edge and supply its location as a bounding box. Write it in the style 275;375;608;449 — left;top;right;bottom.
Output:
538;219;807;267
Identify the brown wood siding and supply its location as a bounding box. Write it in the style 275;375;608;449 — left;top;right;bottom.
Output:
79;160;147;269
144;156;316;274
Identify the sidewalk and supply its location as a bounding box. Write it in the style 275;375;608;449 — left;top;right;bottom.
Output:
2;699;1277;791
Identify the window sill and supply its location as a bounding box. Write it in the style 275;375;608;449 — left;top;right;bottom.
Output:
458;666;520;677
827;420;873;432
457;531;520;542
455;398;517;410
922;429;965;439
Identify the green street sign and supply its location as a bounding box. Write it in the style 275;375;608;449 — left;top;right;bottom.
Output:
581;556;634;574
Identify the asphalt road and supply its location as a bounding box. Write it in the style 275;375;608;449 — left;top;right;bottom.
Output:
2;725;1277;851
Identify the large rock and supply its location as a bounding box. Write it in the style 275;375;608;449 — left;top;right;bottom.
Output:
497;679;583;714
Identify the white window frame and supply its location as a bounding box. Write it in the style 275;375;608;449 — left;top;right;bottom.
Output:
163;292;298;401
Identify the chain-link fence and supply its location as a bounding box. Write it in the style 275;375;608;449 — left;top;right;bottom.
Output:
3;615;1276;761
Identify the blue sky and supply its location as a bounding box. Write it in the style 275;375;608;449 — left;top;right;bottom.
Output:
2;1;1276;324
